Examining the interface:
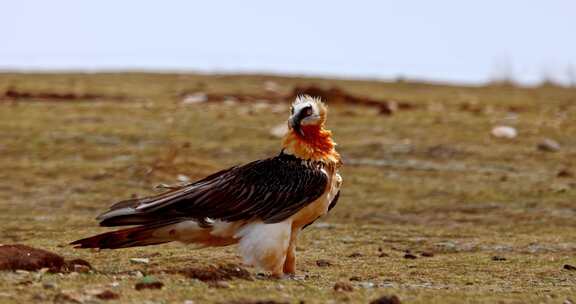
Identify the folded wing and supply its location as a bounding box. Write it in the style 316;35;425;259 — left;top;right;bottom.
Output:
98;153;328;227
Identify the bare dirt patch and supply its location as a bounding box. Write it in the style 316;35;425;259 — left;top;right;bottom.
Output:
0;244;91;273
167;263;252;282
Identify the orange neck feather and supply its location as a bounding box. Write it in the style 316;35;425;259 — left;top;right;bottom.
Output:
282;124;341;164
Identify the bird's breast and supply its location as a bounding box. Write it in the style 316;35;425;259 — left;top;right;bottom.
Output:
290;169;342;229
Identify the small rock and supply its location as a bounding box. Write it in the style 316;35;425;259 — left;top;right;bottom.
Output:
131;271;144;278
421;252;434;257
492;256;507;261
370;295;401;304
73;264;91;273
183;301;196;304
435;241;458;252
403;253;417;259
333;282;354;292
269;123;288;138
130;258;150;265
348;252;363;258
537;138;561;152
42;281;58;289
349;276;362;281
109;281;120;288
378;252;389;258
563;264;576;271
491;126;517;139
15;270;30;275
61;259;92;275
181;92;207;105
95;290;120;301
339;236;356;243
176;175;191;183
358;281;376;289
316;259;332;267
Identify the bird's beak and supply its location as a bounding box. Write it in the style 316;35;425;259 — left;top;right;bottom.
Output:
289;115;305;137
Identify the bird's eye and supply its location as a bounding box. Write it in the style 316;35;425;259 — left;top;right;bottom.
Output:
303;106;313;116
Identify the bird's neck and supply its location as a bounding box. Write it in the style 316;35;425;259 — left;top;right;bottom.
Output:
282;124;341;165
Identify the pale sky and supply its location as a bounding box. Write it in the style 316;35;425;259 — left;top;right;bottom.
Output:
1;0;575;85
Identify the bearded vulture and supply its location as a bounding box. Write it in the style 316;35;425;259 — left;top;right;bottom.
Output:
71;95;343;277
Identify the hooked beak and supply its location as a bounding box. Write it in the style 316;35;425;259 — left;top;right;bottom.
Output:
289;114;305;137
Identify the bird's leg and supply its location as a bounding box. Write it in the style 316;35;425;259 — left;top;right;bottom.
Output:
265;242;289;278
283;229;299;275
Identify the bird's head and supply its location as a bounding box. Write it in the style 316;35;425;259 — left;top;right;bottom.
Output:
282;95;339;163
288;95;327;138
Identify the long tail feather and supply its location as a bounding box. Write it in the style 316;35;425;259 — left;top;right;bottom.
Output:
71;221;179;249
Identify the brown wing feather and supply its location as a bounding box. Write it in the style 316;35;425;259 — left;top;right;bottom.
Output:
98;152;328;226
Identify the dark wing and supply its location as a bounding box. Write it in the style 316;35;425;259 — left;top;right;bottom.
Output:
98;153;328;226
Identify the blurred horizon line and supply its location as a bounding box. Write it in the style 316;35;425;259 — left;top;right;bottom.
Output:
0;67;574;89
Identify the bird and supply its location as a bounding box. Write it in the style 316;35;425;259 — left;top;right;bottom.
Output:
71;95;343;278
